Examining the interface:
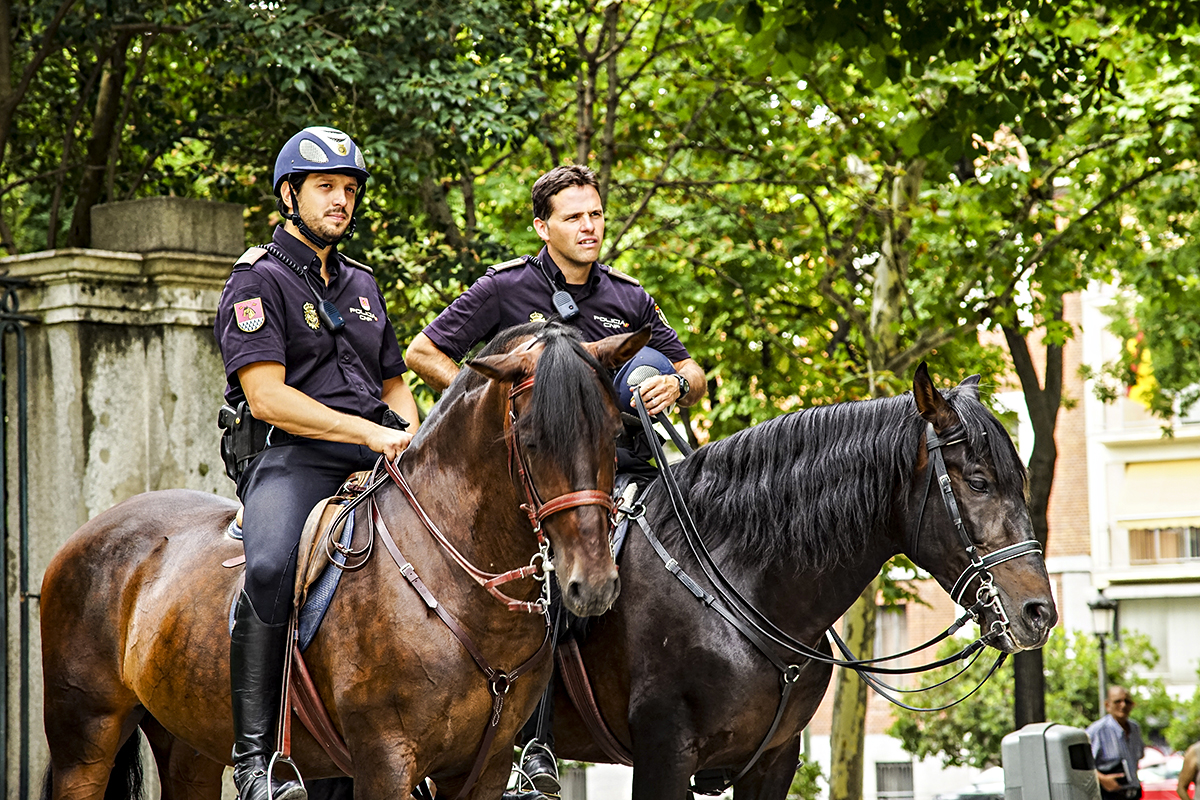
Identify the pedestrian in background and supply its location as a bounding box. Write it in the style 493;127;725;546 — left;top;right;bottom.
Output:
1087;685;1145;800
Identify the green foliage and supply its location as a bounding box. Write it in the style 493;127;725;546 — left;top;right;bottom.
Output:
887;628;1171;768
10;0;1200;441
1165;667;1200;752
789;756;824;800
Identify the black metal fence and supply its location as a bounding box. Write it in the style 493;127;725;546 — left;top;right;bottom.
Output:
0;276;35;799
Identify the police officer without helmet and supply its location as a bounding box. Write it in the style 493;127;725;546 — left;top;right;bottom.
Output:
214;126;419;800
405;163;705;799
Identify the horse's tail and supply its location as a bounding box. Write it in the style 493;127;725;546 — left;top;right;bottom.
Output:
38;761;52;800
106;734;146;800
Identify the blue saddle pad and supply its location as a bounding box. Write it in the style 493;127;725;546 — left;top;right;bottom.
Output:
228;508;355;652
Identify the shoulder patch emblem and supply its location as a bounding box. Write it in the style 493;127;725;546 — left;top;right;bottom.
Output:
655;304;670;326
608;268;640;286
529;311;546;323
234;298;265;333
491;257;528;273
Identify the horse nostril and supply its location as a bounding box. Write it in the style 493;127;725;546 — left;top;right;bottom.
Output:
1022;600;1056;631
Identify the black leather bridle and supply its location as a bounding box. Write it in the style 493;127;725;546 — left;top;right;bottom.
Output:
623;396;1047;792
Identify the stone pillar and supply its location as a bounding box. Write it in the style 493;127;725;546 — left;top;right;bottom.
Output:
1;197;244;798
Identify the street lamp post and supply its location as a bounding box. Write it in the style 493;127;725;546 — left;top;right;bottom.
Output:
1089;592;1119;712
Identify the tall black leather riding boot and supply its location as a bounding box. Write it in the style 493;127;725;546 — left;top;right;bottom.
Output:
230;590;307;800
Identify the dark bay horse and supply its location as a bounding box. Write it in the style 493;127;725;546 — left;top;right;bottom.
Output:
39;321;650;800
549;365;1058;799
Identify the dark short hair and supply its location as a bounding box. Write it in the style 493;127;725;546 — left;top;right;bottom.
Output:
532;165;600;221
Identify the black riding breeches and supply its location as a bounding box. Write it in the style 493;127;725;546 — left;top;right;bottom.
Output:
237;438;379;625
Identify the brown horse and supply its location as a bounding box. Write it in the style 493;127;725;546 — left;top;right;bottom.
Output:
549;366;1058;799
39;321;650;800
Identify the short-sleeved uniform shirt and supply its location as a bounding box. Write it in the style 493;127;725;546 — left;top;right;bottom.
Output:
421;247;690;362
214;226;406;425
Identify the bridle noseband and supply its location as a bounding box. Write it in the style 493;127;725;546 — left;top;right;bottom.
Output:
918;423;1044;644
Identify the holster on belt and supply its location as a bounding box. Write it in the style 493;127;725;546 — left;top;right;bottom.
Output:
217;401;269;482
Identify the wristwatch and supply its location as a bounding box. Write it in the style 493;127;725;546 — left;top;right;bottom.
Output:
674;373;690;399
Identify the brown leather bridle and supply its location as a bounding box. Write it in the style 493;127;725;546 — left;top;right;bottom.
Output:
506;375;616;546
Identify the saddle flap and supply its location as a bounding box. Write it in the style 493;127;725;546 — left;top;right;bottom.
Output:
294;471;373;609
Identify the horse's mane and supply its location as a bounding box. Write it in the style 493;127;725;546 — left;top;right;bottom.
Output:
440;321;616;465
665;385;1026;574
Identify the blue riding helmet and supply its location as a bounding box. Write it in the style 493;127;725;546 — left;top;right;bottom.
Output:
614;347;677;411
273;126;369;193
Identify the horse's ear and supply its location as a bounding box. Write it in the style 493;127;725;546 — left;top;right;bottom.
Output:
913;362;957;429
958;374;981;402
583;325;653;370
465;349;540;384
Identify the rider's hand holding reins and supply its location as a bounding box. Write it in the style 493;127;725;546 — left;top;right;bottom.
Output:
632;373;682;416
238;362;419;458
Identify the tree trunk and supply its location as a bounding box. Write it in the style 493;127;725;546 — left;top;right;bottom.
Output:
67;34;132;247
869;159;925;362
597;3;620;204
829;577;879;800
1002;305;1063;729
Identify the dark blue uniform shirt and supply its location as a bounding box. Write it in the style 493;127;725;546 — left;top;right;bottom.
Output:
214;226;406;425
421;247;690;361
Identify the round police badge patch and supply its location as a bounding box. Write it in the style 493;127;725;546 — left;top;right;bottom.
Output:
529;311;546;322
234;298;265;333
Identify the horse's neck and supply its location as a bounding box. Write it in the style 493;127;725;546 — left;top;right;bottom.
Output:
402;387;533;564
738;540;898;645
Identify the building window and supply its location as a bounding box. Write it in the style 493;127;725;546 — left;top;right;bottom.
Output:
876;761;914;800
1128;526;1200;564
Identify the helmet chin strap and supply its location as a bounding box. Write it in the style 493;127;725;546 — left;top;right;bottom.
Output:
283;190;358;250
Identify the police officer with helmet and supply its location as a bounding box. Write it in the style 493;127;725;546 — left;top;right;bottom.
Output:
405;163;704;799
214;125;419;800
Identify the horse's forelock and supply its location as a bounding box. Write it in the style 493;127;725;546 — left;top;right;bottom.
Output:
944;386;1027;498
518;327;617;467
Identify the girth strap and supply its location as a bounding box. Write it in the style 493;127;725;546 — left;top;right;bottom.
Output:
556;639;634;766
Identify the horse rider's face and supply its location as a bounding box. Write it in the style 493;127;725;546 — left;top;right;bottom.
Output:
284;172;359;241
533;184;605;274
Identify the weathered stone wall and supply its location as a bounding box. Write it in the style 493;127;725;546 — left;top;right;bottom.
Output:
1;197;242;798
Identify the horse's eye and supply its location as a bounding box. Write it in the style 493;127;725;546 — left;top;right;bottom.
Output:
967;477;988;492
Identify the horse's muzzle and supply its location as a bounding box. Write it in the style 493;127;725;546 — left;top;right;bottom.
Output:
561;570;621;617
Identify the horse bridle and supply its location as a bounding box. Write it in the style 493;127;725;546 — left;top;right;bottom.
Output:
506;376;617;553
917;423;1044;646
